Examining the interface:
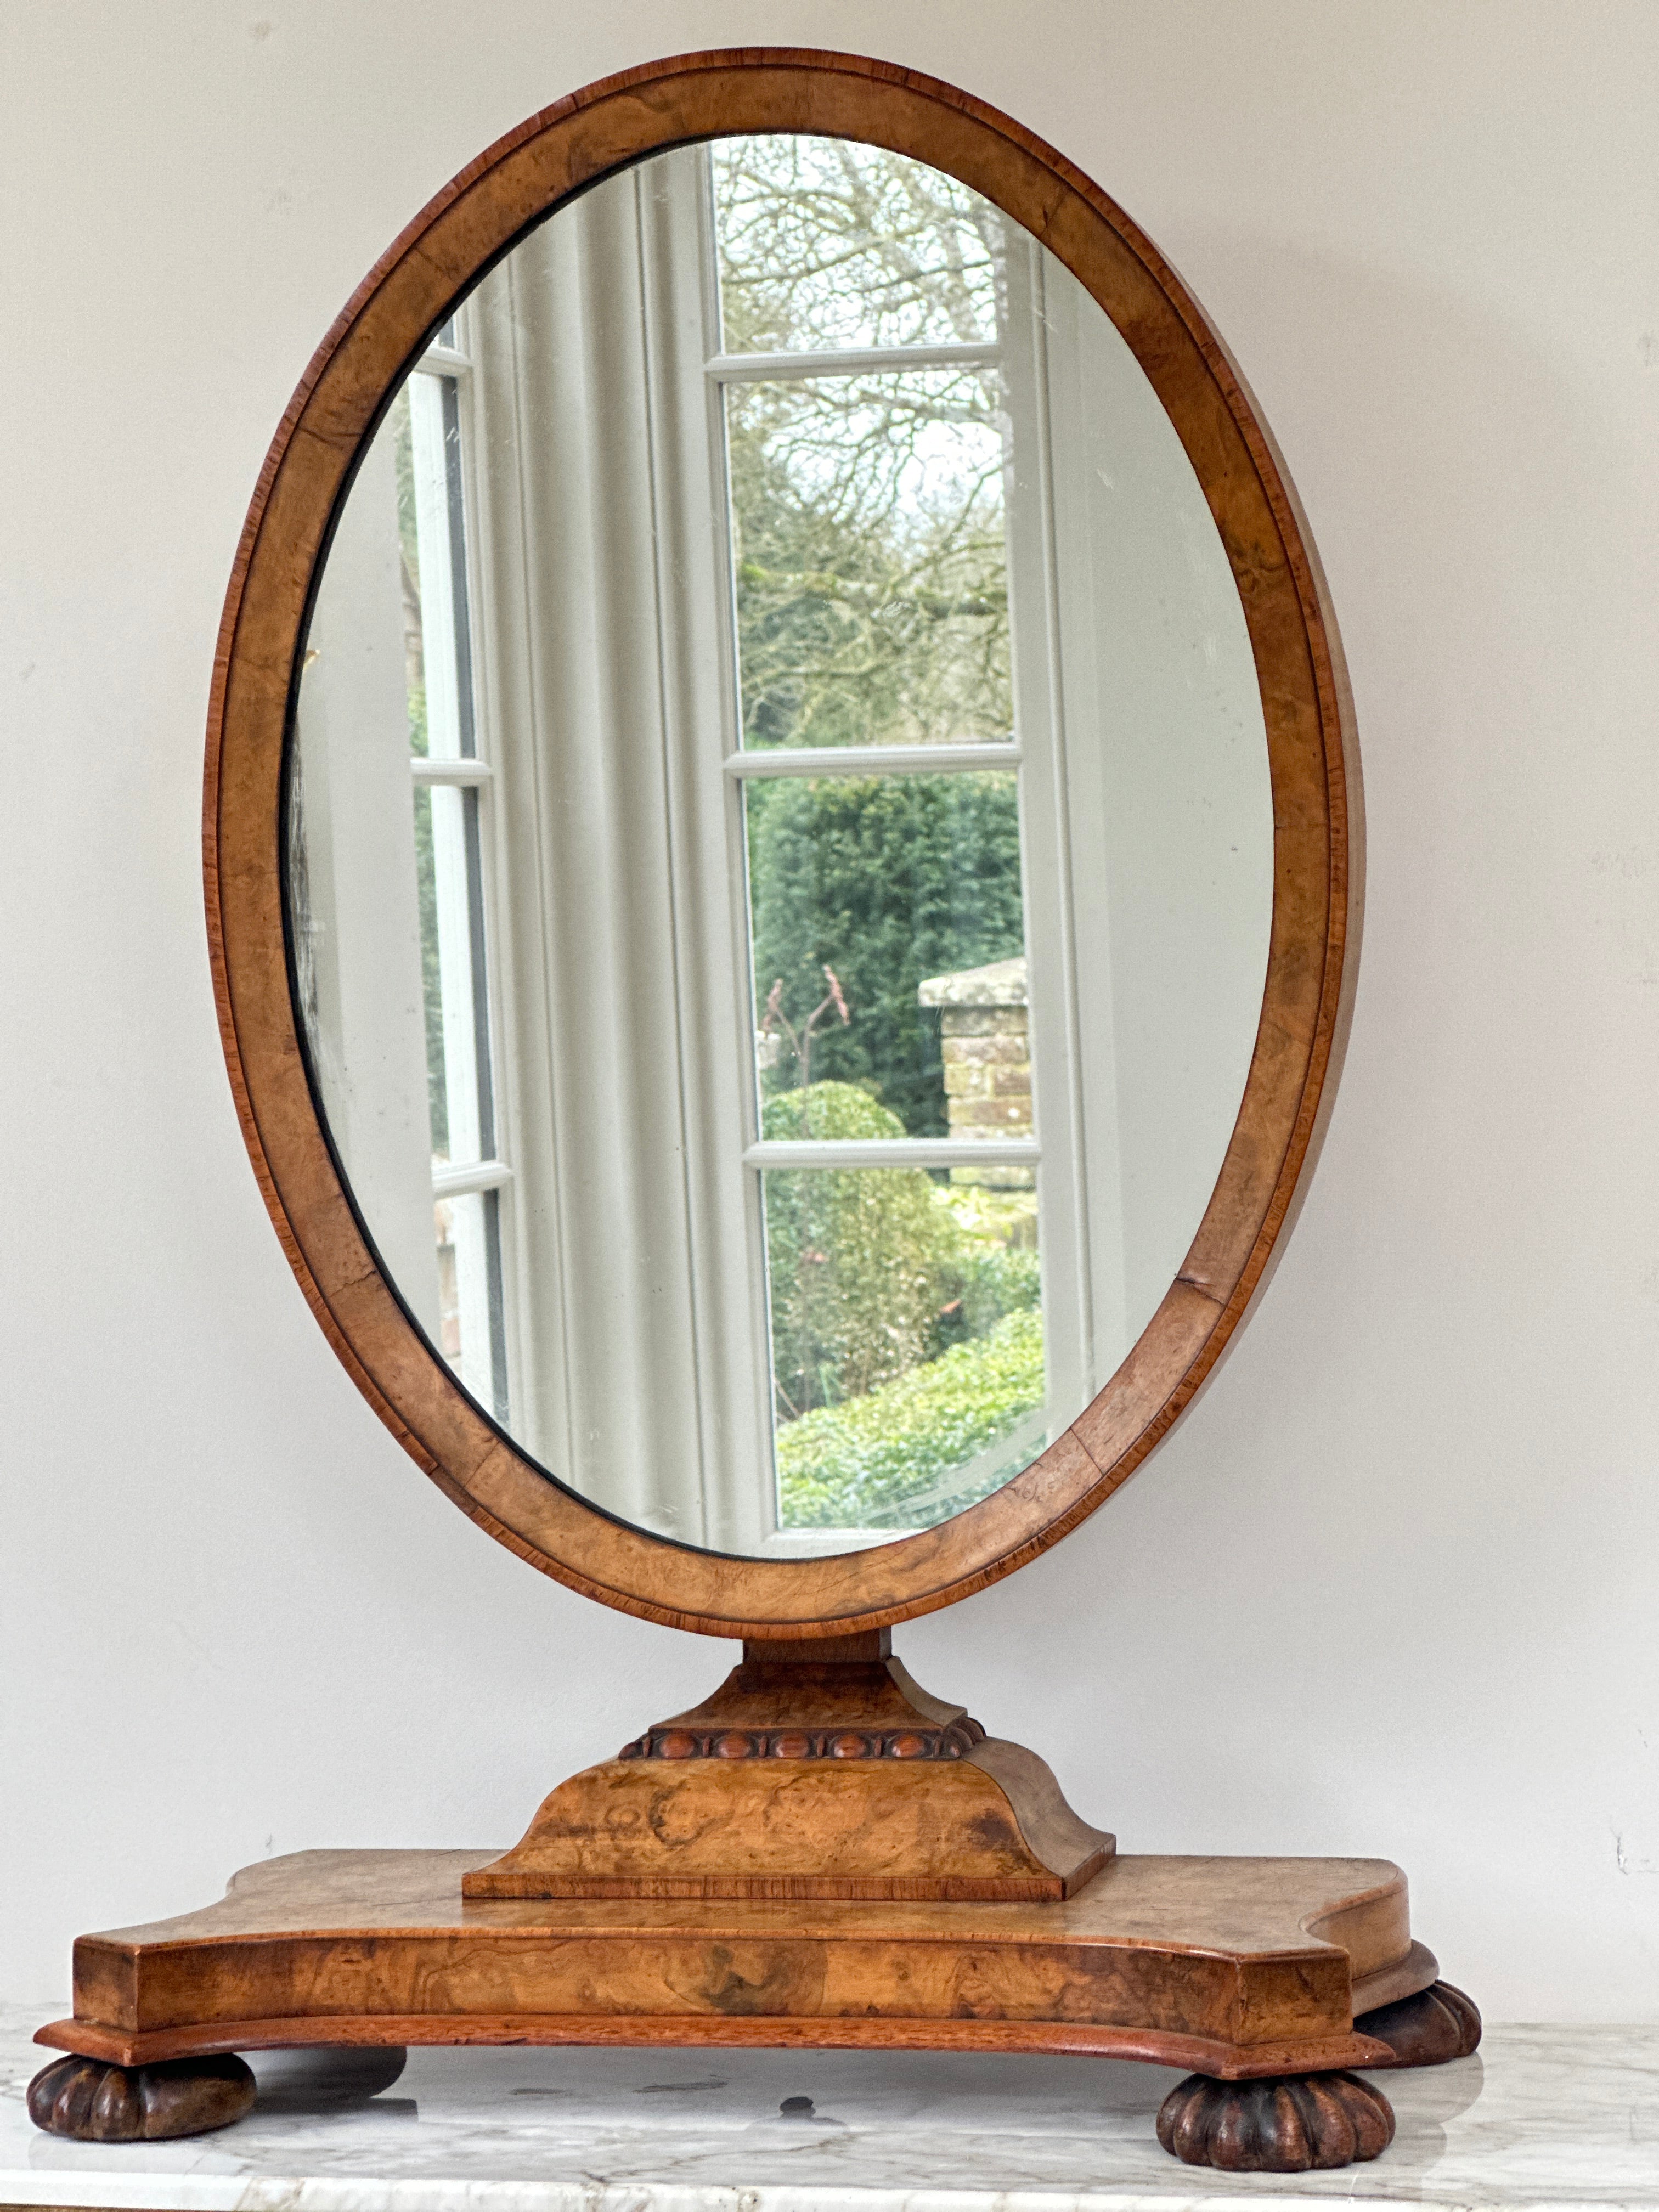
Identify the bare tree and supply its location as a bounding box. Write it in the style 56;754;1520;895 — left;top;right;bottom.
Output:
760;964;851;1088
714;136;1014;755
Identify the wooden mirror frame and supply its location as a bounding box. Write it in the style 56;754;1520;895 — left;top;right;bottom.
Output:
205;47;1359;1642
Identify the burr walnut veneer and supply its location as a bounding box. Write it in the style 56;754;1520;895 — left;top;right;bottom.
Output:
464;1637;1113;1906
36;1847;1434;2081
25;51;1476;2181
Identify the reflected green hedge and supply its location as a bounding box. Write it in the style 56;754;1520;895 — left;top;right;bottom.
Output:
746;772;1023;1138
776;1306;1045;1530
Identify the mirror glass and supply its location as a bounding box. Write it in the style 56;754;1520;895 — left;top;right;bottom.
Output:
285;134;1273;1559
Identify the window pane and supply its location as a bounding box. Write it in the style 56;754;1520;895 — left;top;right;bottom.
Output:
415;782;494;1170
727;370;1010;751
763;1163;1045;1532
747;771;1029;1139
405;371;475;760
394;366;497;1174
435;1186;507;1419
387;388;427;754
713;136;1001;353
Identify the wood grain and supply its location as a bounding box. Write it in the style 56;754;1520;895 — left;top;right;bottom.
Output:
36;1848;1427;2083
461;1745;1110;1903
465;1643;1107;1900
204;49;1361;1637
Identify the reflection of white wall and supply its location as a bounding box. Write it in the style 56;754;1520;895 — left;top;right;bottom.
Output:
291;425;441;1343
1006;238;1273;1403
1044;262;1275;1356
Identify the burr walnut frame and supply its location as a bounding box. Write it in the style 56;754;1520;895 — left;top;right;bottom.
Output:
204;47;1360;1641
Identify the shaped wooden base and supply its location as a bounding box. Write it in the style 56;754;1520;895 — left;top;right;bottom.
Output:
35;1846;1433;2075
30;1645;1474;2170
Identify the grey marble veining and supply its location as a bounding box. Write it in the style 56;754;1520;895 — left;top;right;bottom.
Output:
3;2002;1657;2211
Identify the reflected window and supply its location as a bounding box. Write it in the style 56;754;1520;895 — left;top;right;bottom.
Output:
378;361;507;1417
398;362;507;1418
289;132;1273;1559
711;142;1043;1537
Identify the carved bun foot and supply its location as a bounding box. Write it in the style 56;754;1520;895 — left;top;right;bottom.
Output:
1355;1979;1482;2067
1157;2070;1395;2170
27;2052;256;2141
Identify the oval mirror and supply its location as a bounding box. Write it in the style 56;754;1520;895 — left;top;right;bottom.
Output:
213;54;1355;1632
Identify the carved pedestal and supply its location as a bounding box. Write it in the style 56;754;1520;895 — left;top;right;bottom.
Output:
466;1633;1110;1903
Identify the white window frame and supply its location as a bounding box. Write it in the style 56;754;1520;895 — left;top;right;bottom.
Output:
695;172;1100;1547
404;332;514;1425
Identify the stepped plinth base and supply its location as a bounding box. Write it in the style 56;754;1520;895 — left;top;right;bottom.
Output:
36;1845;1435;2082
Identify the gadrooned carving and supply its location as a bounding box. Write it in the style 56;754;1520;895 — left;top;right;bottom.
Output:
27;2052;256;2142
1156;2070;1396;2171
1353;1979;1482;2067
619;1717;986;1761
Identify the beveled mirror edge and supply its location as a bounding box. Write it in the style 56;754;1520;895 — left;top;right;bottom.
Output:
204;48;1359;1640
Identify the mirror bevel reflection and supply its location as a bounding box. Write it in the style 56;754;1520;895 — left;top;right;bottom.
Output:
285;133;1272;1561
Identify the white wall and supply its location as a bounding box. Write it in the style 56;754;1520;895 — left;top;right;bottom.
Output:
3;0;1657;2020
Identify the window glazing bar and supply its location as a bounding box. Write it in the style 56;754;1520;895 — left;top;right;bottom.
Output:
432;1158;514;1199
726;741;1020;781
744;1138;1039;1171
412;757;493;786
417;343;472;376
706;341;1000;385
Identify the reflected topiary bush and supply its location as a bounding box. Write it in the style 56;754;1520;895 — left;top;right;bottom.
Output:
762;1082;954;1416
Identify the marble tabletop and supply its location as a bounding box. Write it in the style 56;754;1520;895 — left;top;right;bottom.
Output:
3;2002;1656;2212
